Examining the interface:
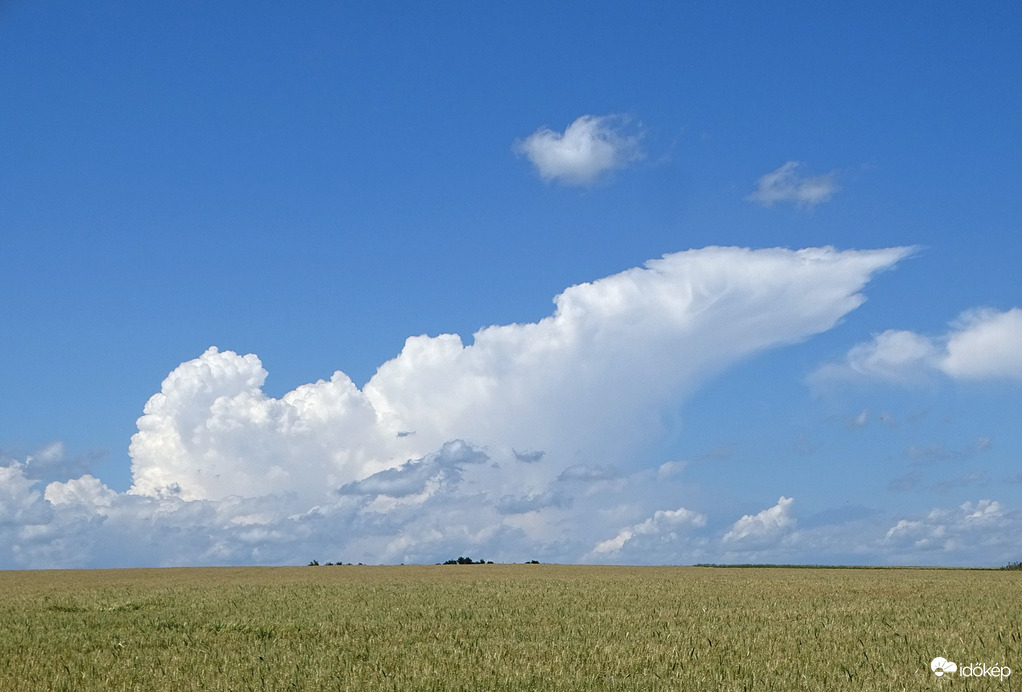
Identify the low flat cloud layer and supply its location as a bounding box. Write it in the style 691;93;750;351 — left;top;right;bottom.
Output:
12;244;1012;570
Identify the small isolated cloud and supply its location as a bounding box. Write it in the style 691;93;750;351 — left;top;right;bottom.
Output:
814;307;1022;385
847;408;870;429
723;496;796;543
558;464;620;483
592;507;707;556
827;330;942;383
747;161;838;208
905;444;952;463
514;114;643;186
942;308;1022;379
513;449;545;464
904;438;991;465
656;460;687;479
933;470;987;493
889;470;925;492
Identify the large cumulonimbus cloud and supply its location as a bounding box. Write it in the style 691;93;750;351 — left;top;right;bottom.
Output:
128;245;912;505
3;245;946;568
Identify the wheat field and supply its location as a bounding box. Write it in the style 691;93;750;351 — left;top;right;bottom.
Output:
0;564;1017;690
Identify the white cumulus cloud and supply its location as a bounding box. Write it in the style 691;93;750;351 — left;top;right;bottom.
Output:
592;507;707;556
747;161;838;208
723;496;796;543
883;500;1010;557
942;308;1022;379
514;114;643;186
814;307;1022;384
1;245;915;568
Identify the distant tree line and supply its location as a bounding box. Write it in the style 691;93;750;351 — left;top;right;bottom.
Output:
306;557;544;566
439;557;542;565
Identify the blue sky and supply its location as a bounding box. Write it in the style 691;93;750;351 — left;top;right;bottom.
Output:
2;2;1020;568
